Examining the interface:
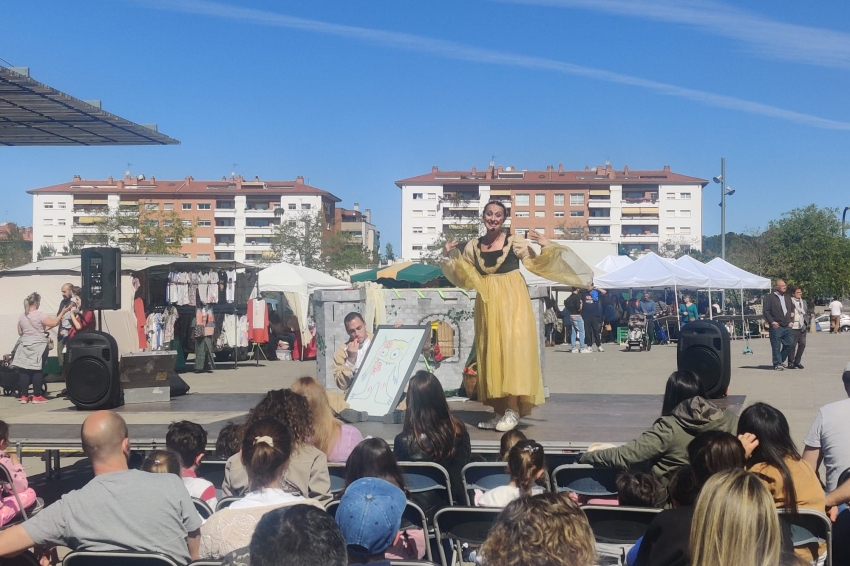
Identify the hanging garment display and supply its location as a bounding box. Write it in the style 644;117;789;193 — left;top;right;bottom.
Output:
226;270;237;303
247;298;269;344
145;312;164;350
207;271;219;304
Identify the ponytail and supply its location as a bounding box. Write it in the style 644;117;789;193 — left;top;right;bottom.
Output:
23;292;40;314
241;417;293;491
508;440;546;495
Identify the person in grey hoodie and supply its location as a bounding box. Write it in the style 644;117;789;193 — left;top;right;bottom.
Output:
579;370;738;486
638;291;657;346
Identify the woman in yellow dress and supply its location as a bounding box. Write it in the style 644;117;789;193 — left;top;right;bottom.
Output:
442;201;591;432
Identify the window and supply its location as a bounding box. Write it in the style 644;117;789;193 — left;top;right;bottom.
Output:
43;218;52;226
666;210;675;217
554;194;565;206
679;210;691;218
301;203;311;210
534;211;545;218
181;236;193;243
43;202;54;209
535;194;545;206
427;193;437;200
57;235;66;242
413;193;423;200
163;220;173;227
144;203;158;211
412;210;423;217
515;211;530;218
164;203;174;211
197;237;211;244
165;237;174;244
515;229;529;237
535;227;545;235
413;227;423;234
58;202;67;209
43;235;53;242
182;220;192;227
182;203;191;210
57;219;66;226
288;203;296;210
144;220;159;227
681;227;691;235
427;210;436;217
680;192;691;200
570;193;585;206
216;201;234;209
412;245;423;251
515;194;529;206
197;254;211;261
554;211;565;218
554;228;565;236
570;211;585;217
197;203;211;210
666;227;675;235
666;192;675;199
569;227;583;236
427;227;436;234
197;219;211;227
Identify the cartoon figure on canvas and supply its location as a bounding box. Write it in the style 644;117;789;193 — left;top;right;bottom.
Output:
349;338;411;406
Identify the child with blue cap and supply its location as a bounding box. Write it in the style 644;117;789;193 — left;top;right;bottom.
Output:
335;477;406;566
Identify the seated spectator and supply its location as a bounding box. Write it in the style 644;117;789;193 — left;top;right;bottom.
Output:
498;430;526;461
0;420;37;527
738;402;826;563
266;311;298;359
580;371;738;486
480;492;597;566
689;469;781;566
802;363;850;495
167;420;217;508
291;377;364;463
201;418;324;558
249;505;347;566
477;440;546;507
336;477;406;566
616;471;665;508
216;422;243;461
393;371;470;514
0;411;202;563
223;389;331;502
142;449;182;477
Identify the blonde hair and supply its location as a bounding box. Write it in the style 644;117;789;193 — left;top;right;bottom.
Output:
141;449;181;477
480;492;596;566
290;376;341;457
499;430;527;461
690;469;781;566
24;292;40;314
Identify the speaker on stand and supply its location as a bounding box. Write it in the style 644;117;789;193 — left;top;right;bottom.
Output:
677;320;731;399
65;331;122;410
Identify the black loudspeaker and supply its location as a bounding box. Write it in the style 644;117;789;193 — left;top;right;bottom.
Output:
677;320;731;398
66;331;122;410
81;247;121;310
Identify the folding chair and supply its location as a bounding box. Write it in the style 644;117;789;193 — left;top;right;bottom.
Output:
63;551;181;566
462;462;552;505
433;507;501;566
215;496;243;512
192;497;213;520
545;452;582;470
196;460;227;490
581;505;661;545
189;562;223;566
0;461;42;528
389;562;440;566
778;509;832;566
326;499;433;561
400;462;453;506
551;464;619;498
328;462;346;495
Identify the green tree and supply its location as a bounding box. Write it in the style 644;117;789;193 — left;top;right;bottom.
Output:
97;204;193;254
420;219;483;265
384;243;395;263
61;237;85;256
0;223;33;269
37;243;56;260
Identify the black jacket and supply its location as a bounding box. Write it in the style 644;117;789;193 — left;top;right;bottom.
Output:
763;292;795;327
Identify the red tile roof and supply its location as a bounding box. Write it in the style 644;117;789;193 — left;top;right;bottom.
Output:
27;175;341;202
396;165;708;187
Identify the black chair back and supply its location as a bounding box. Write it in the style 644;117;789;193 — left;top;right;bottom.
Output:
192;497;213;520
778;509;832;566
433;507;501;566
326;499;432;561
399;462;453;506
196;460;227;489
551;464;619;497
328;463;346;495
461;463;510;506
215;496;243;512
581;505;662;545
63;551;181;566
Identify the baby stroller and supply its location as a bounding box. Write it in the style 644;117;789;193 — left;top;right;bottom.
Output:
653;319;669;346
626;313;651;351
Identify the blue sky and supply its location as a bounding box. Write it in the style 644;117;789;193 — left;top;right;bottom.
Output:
3;0;849;250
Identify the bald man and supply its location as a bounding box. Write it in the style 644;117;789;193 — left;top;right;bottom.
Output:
0;411;202;563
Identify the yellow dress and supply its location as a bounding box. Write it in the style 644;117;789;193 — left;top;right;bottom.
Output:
442;235;590;416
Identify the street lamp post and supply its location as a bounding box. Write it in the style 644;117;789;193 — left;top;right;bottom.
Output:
843;206;850;237
720;158;726;259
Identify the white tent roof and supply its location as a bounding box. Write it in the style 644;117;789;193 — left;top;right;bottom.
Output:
674;255;743;288
707;257;772;289
594;252;711;289
595;254;633;274
258;262;350;294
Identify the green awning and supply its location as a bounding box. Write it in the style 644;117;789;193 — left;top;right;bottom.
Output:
350;262;444;284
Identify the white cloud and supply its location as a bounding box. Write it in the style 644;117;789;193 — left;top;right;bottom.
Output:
136;0;850;130
500;0;850;70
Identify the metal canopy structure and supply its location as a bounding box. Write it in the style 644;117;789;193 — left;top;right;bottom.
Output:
0;66;179;146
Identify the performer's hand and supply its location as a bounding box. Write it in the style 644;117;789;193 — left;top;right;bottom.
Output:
528;230;550;247
346;337;359;362
443;240;458;257
738;432;759;459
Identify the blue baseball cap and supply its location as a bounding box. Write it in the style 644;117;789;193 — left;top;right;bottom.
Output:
336;477;406;557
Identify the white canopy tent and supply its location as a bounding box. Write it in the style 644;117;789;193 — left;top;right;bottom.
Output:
707;258;772;290
595;254;633;274
594;252;711;289
258;262;350;344
674;255;743;320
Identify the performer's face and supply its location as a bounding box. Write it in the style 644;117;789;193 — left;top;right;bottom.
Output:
482;205;505;231
345;318;368;344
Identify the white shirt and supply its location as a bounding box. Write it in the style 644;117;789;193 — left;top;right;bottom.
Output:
829;300;843;316
228;488;304;510
477;485;545;508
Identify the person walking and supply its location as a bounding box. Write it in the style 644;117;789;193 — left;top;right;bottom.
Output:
563;288;588;353
763;279;795;372
639;291;657;346
788;286;808;369
828;297;844;334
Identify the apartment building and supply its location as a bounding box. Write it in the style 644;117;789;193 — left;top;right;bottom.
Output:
28;173;341;262
334;204;380;260
396;163;707;260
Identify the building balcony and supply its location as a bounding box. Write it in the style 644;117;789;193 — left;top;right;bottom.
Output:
442;199;480;210
621;233;660;240
442;215;479;225
245;241;273;249
214;209;236;218
587;235;612;241
587;200;611;208
245;225;275;234
621;216;659;224
621;198;658;205
587;218;611;226
214;242;236;251
214;226;236;234
244;208;276;217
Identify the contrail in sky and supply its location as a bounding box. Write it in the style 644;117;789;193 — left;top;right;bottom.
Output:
137;0;850;131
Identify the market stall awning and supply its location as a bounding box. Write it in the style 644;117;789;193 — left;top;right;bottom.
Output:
0;66;179;146
350;262;444;284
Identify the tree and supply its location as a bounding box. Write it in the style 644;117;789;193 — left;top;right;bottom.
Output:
97;204;193;254
555;219;589;240
37;244;56;261
61;237;85;256
384;243;395;263
0;224;33;269
420;219;483;265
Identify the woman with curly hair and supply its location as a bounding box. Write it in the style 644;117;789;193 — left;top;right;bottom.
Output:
291;376;363;463
479;492;596;566
222;389;331;502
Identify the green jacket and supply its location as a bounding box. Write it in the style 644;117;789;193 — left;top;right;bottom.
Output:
578;396;739;485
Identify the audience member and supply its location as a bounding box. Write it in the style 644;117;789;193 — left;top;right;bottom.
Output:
632;431;745;566
223;389;331;502
580;371;738;485
478;440;546;507
291;376;364;463
250;505;347;566
737;402;826;563
0;411;202;563
201;418;324;558
141;449;182;477
802;362;850;494
480;492;597;566
336;477;406;566
689;469;781;566
615;471;665;508
0;421;36;527
216;422;244;460
498;429;526;461
393;371;470;514
167;420;217;508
